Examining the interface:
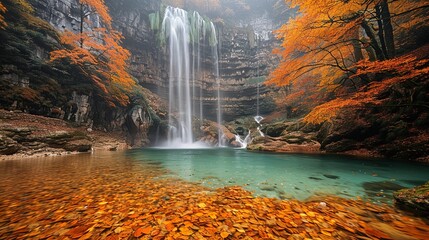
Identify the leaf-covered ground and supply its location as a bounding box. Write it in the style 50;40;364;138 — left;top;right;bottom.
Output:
0;152;427;240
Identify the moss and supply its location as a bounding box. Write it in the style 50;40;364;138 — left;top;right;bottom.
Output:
394;181;429;216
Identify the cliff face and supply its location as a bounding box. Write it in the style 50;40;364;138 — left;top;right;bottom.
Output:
217;24;278;121
105;1;278;121
0;0;279;148
0;0;164;147
31;0;278;123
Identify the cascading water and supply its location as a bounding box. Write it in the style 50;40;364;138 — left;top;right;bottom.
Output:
154;6;219;147
211;22;224;147
162;7;192;145
235;131;252;149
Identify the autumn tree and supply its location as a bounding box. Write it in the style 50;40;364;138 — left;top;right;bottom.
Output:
268;0;429;123
50;0;134;106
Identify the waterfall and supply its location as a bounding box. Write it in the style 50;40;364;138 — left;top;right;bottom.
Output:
211;22;224;146
162;7;192;145
235;131;252;148
157;6;219;147
256;82;260;116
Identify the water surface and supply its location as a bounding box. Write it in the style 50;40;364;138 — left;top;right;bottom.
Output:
129;148;429;204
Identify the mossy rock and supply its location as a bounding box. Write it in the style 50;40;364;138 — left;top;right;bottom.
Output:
262;122;289;137
393;181;429;217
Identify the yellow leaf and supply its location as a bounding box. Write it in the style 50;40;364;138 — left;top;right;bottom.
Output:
198;203;207;208
220;231;229;238
180;226;194;236
208;212;217;219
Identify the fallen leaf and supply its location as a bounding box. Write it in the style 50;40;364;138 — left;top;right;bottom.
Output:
180;226;193;236
198;203;207;208
142;226;153;235
134;228;144;238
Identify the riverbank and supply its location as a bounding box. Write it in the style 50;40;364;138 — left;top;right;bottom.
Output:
0;109;128;160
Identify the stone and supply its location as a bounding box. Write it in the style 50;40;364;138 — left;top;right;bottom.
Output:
0;135;20;155
362;181;405;192
323;174;340;180
394;181;429;217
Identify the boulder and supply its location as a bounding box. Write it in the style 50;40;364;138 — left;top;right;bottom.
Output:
394;181;429;217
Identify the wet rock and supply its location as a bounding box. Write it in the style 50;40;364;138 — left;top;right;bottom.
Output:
64;139;92;152
394;181;429;217
323;174;340;179
262;122;291;137
0;135;20;155
362;181;405;192
277;191;294;200
259;185;277;192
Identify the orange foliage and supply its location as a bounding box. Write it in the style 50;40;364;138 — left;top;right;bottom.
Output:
304;48;429;124
0;2;7;29
50;0;135;106
270;0;429;123
79;0;111;27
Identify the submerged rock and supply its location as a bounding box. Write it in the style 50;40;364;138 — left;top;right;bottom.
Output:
393;181;429;217
323;174;340;179
362;181;405;192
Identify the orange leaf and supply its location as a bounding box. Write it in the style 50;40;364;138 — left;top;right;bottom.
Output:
180;226;194;236
220;231;230;238
134;228;144;238
141;226;153;235
164;222;175;232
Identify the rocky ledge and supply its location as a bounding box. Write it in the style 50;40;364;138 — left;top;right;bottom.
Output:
246;120;321;153
0;110;127;159
394;182;429;217
247;135;321;153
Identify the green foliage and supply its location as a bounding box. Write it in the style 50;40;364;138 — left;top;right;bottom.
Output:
149;11;160;31
150;5;218;47
129;86;161;125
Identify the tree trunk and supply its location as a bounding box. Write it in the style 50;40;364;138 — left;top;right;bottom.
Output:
80;3;84;48
352;27;364;62
376;5;388;58
380;0;395;58
361;20;385;61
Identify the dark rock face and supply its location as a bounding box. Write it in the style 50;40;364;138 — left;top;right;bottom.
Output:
0;0;166;147
394;182;429;217
216;25;278;121
0;126;92;155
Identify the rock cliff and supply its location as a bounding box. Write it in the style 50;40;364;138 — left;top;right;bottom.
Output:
105;0;279;121
0;0;164;147
0;0;279;149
